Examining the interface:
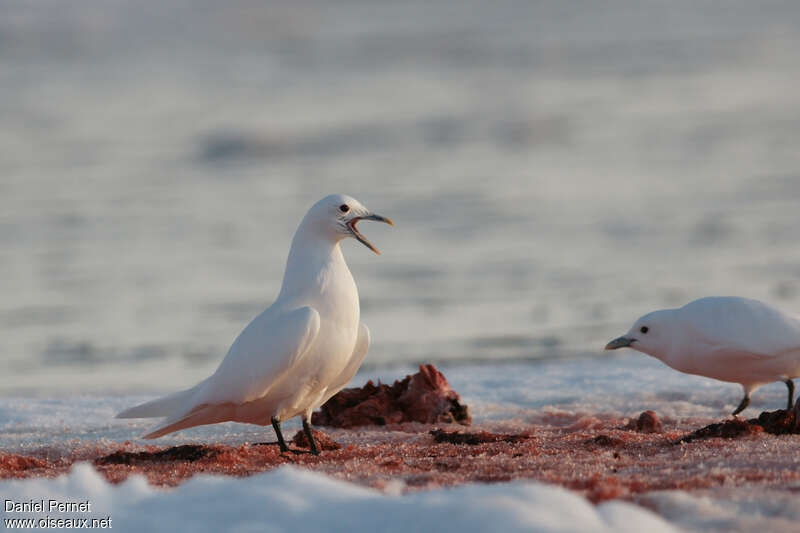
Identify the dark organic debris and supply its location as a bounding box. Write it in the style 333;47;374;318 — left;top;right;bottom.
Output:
312;364;471;428
585;435;624;447
753;408;800;435
430;429;532;445
678;404;800;443
625;410;663;434
677;418;762;443
95;445;220;465
291;429;342;451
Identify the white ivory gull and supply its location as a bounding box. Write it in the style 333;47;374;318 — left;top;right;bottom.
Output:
118;194;393;454
606;296;800;415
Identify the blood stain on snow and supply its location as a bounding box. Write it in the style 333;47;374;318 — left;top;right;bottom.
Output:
5;369;800;505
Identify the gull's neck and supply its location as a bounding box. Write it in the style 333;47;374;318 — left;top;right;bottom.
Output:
276;224;353;305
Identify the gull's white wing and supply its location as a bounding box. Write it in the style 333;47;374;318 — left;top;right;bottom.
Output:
682;297;800;357
195;305;321;406
319;322;370;406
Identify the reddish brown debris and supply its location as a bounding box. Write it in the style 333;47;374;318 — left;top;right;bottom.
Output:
429;429;532;445
677;407;800;443
95;445;221;465
291;429;342;451
586;435;625;447
753;408;800;435
0;452;49;472
626;411;663;434
312;364;471;427
677;417;763;443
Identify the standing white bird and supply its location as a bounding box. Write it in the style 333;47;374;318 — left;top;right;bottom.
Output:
605;296;800;415
117;194;393;454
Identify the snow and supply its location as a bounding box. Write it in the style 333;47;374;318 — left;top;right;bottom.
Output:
639;489;800;533
1;355;797;532
0;463;676;533
0;354;792;451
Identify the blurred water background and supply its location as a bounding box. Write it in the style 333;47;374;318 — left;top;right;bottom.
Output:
3;0;800;393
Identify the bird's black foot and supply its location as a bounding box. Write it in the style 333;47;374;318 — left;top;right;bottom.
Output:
302;417;320;455
732;394;750;416
785;379;795;411
272;416;290;452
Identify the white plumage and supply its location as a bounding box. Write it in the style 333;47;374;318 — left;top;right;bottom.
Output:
118;194;392;453
606;296;800;415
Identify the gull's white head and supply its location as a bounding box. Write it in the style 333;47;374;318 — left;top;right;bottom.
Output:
300;194;394;254
604;309;676;360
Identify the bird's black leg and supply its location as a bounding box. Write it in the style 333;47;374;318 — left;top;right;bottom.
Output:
272;416;289;452
732;394;750;416
302;417;320;455
785;379;795;410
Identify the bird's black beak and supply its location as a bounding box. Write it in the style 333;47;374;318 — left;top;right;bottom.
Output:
605;336;635;350
347;214;394;255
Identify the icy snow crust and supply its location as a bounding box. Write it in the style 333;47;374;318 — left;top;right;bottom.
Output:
0;463;676;533
1;355;790;450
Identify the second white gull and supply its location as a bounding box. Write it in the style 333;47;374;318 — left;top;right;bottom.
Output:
606;296;800;415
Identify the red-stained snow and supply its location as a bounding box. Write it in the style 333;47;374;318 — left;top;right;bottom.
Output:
4;411;800;504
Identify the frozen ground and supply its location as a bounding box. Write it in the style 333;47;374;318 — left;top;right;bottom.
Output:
2;355;800;532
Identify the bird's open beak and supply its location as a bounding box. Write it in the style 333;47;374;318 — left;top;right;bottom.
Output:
347;213;394;255
605;336;635;350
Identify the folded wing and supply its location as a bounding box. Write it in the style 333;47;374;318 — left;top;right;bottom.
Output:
196;305;321;406
120;305;320;438
683;297;800;357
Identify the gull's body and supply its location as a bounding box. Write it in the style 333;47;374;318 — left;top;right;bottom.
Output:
606;296;800;415
118;194;392;453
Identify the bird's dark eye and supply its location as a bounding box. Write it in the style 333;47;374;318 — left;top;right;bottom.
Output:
339;204;349;213
640;326;649;334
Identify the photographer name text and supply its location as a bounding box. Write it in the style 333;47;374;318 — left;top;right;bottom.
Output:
5;499;92;513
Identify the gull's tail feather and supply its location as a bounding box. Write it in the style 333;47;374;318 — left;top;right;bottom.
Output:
142;404;235;439
116;380;206;419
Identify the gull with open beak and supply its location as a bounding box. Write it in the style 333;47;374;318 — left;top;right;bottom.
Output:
605;296;800;416
118;194;393;454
